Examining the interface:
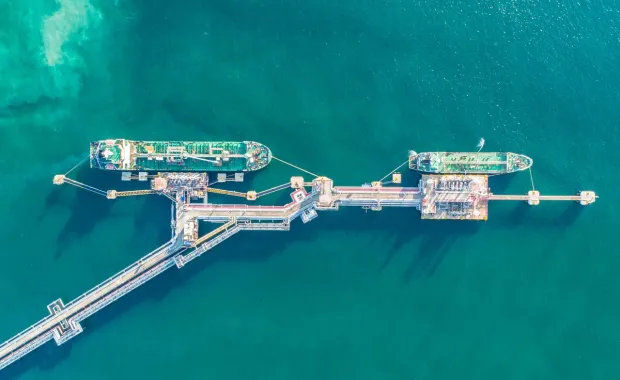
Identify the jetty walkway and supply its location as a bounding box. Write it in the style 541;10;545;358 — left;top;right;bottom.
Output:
0;173;596;371
0;177;422;370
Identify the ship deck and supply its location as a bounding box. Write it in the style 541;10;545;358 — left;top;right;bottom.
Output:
91;140;272;173
409;151;531;174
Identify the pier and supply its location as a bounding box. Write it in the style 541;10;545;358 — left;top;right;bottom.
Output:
0;159;597;371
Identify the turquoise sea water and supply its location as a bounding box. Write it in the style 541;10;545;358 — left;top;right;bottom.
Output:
1;0;619;378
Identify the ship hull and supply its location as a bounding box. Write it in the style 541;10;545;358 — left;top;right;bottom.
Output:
90;140;272;172
409;151;533;175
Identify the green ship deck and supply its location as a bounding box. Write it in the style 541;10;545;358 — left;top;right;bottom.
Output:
90;139;271;172
409;151;533;175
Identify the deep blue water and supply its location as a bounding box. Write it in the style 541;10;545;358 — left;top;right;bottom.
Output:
0;0;619;379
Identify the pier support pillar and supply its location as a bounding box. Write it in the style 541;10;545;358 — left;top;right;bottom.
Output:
47;299;83;345
300;208;318;223
52;175;65;185
527;190;540;206
580;191;596;205
291;176;305;189
106;190;118;199
173;255;186;268
314;177;336;209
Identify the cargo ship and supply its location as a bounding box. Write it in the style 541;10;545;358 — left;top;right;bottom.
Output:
90;139;272;172
409;151;533;175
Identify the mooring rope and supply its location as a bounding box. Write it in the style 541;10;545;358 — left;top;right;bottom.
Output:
529;167;536;191
272;156;319;178
379;159;408;183
65;156;89;176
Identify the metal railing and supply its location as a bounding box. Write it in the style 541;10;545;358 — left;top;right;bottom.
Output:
74;259;178;322
256;183;291;198
0;331;54;370
0;240;175;361
64;240;174;310
238;221;290;231
181;226;242;264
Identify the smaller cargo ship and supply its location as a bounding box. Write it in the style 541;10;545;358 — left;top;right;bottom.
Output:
409;151;533;175
90;139;271;172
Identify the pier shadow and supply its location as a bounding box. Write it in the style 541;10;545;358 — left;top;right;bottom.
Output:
329;209;483;282
180;206;481;284
132;195;175;245
0;219;314;378
493;201;584;229
45;169;117;260
0;335;77;380
401;219;481;282
1;201;487;377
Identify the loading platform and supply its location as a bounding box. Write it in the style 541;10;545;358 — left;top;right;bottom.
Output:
0;156;597;372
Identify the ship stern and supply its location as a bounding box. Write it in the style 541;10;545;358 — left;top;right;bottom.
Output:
89;141;103;169
89;139;124;170
408;150;419;170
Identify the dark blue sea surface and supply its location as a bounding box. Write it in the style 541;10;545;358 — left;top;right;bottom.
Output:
0;0;618;379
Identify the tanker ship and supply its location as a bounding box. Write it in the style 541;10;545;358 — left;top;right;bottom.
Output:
409;151;533;175
90;139;272;172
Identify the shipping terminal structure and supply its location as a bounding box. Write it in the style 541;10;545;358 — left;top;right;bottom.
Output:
0;141;598;371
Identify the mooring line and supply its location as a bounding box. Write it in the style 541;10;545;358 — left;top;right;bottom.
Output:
379;159;408;183
272;156;319;178
65;156;89;176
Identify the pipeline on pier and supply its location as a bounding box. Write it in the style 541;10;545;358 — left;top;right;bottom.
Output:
1;168;597;371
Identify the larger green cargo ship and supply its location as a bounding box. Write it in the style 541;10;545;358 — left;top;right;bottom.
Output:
409;151;533;175
90;139;272;172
